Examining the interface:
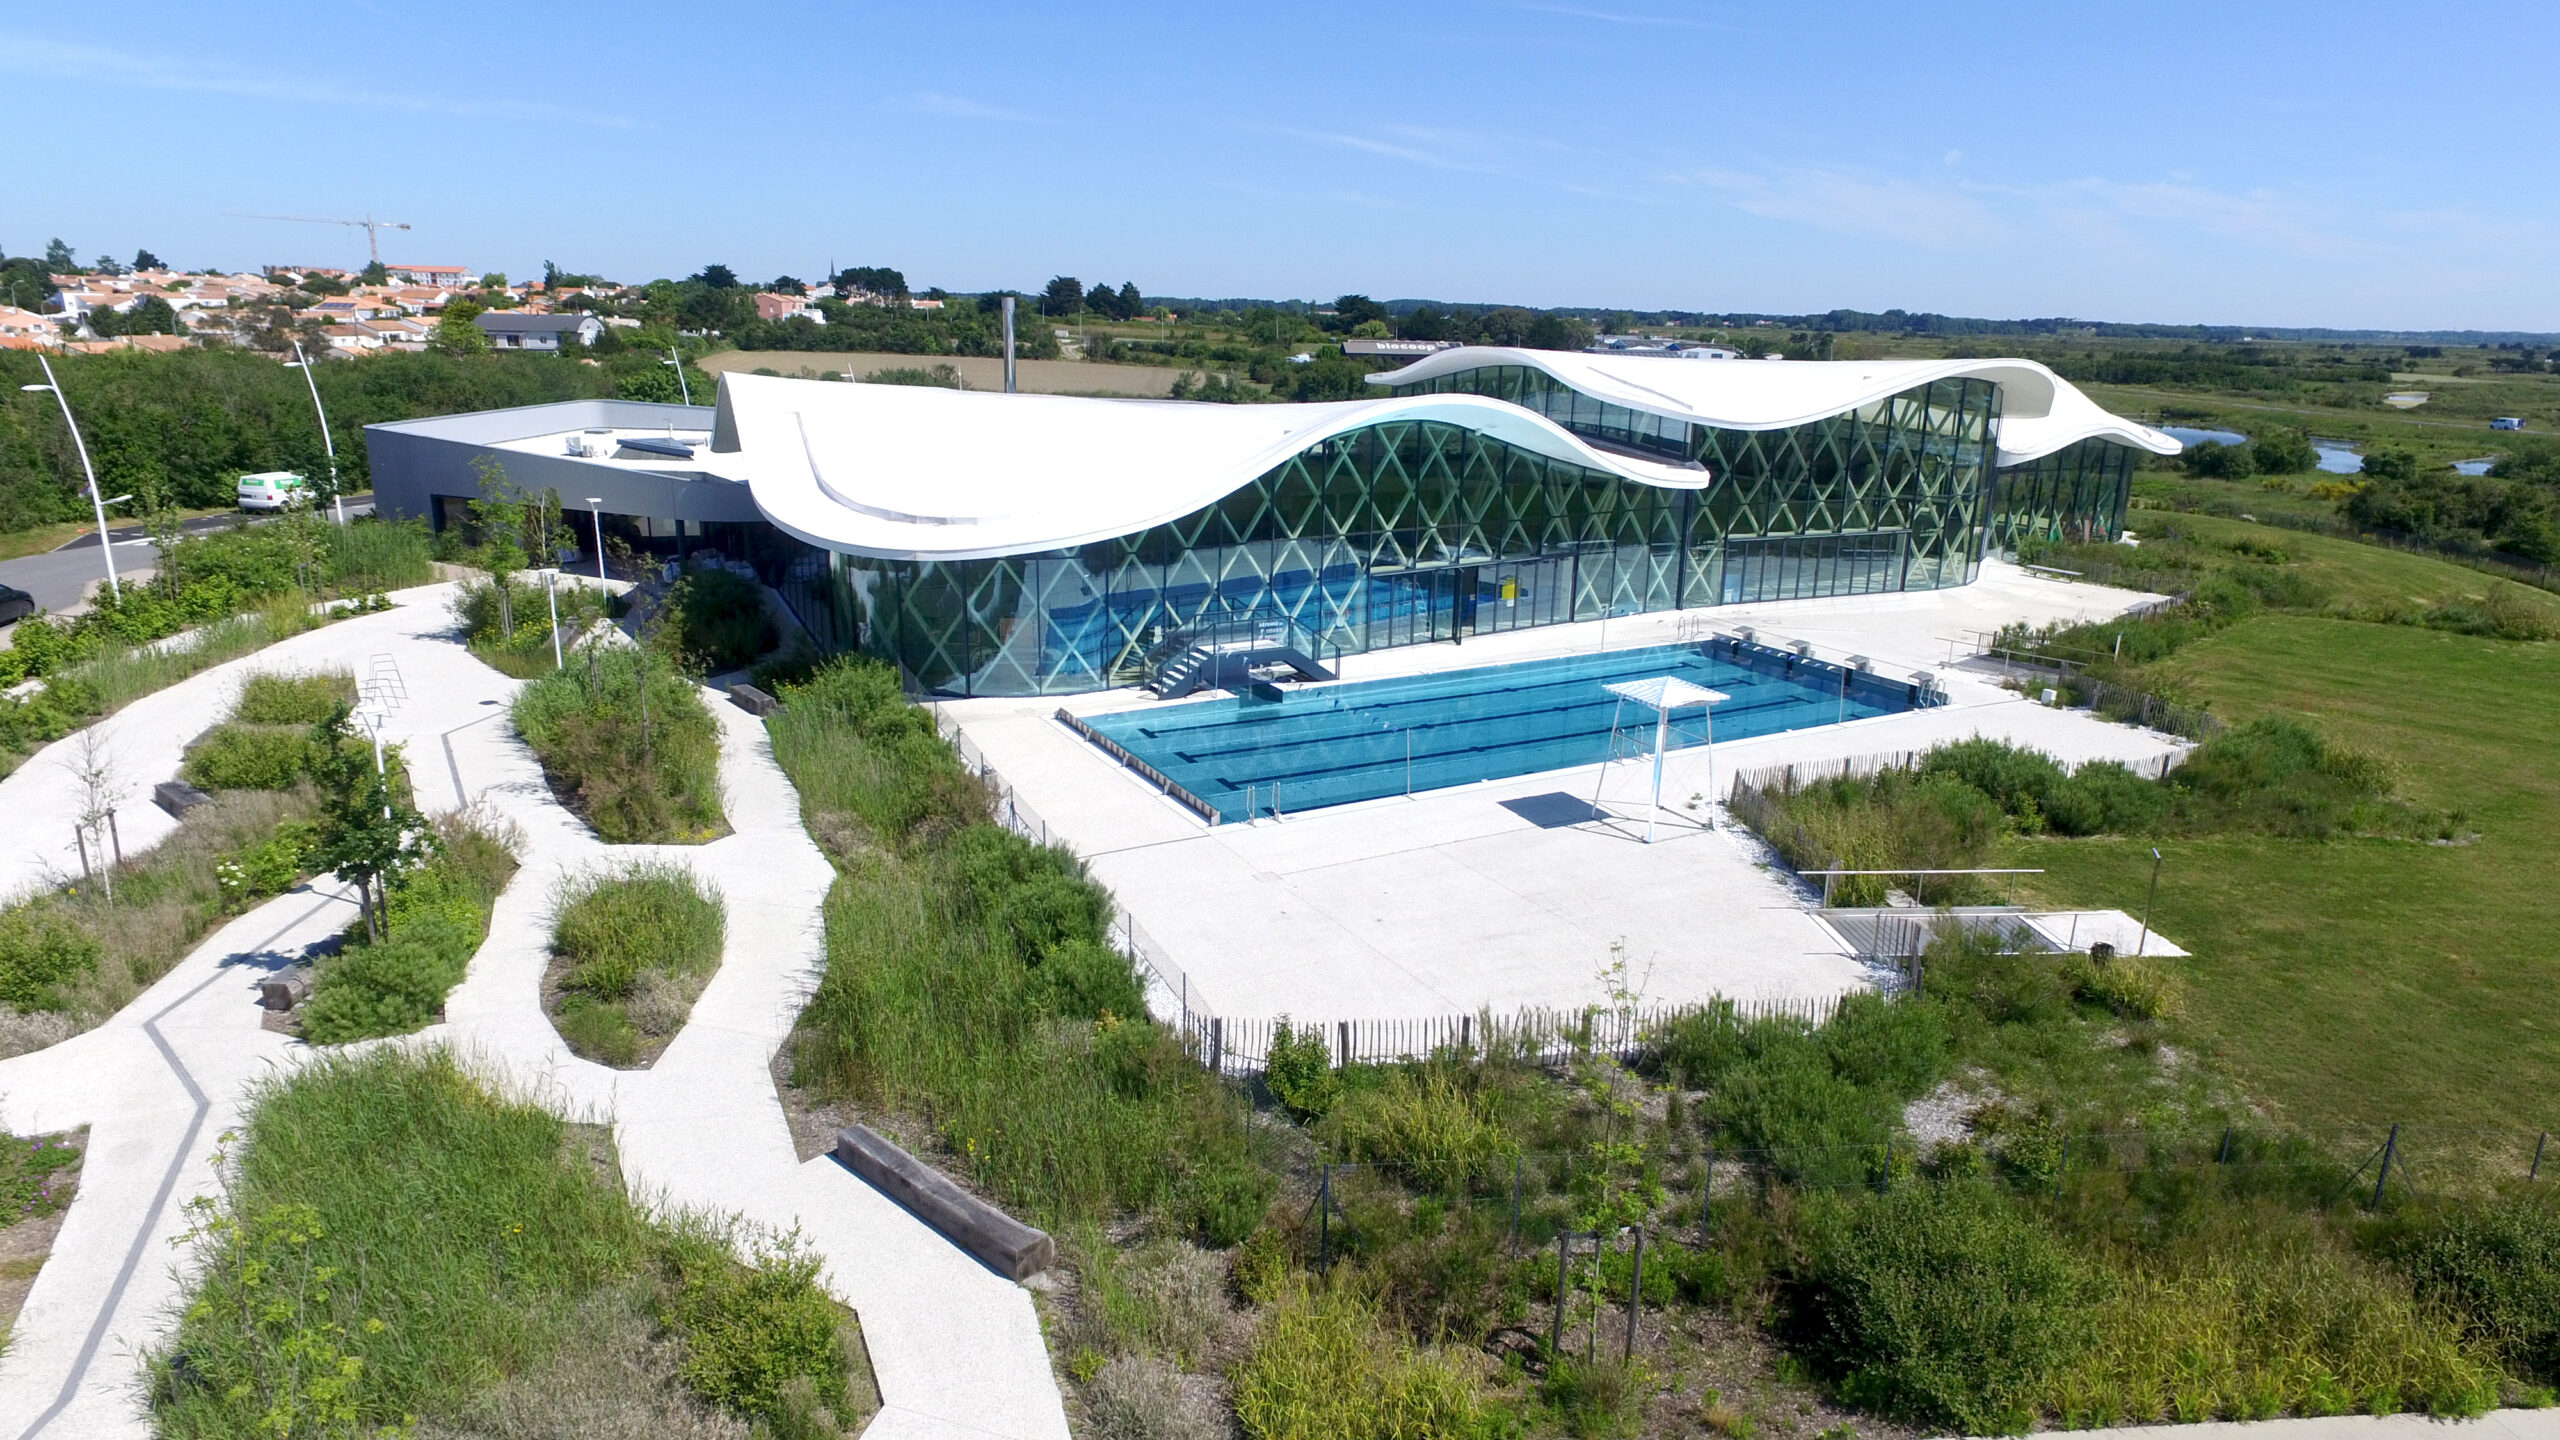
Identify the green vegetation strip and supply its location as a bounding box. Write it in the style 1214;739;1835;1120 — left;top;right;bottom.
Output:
152;1048;875;1438
513;648;726;844
546;862;725;1068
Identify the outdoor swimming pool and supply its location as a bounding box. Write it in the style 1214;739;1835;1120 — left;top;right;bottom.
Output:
1070;641;1931;823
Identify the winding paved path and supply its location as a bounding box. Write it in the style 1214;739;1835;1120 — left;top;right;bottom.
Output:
0;583;1070;1439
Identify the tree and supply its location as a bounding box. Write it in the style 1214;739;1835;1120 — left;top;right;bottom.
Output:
2182;441;2255;480
1329;294;1387;332
132;248;164;272
433;300;490;356
2359;446;2419;484
0;256;53;310
691;263;740;290
357;260;388;286
769;275;806;296
2249;428;2318;475
1473;307;1535;346
1522;312;1592;352
306;702;431;944
829;266;908;302
1039;275;1084;317
1397;306;1451;342
90;296;180;337
90;254;123;276
1115;280;1141;318
41;238;74;272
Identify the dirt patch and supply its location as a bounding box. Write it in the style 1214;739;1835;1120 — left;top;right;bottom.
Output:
0;1127;87;1339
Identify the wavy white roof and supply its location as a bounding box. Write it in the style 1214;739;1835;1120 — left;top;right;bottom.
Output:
1367;347;2180;467
711;372;1711;562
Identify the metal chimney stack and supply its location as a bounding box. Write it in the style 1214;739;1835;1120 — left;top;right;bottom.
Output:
1001;294;1017;393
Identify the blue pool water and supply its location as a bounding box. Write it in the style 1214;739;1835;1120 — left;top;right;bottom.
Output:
1077;643;1922;823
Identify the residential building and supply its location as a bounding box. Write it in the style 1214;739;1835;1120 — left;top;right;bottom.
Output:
754;291;823;322
385;264;471;287
1342;338;1460;361
0;306;59;349
473;311;605;350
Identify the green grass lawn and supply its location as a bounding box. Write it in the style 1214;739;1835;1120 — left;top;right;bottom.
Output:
2011;614;2560;1152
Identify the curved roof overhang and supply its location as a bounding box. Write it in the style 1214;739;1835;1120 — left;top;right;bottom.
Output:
1365;347;2181;468
711;372;1713;562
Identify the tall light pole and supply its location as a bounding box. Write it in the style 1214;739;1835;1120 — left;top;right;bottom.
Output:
544;568;564;669
662;348;690;406
587;497;606;583
21;356;119;599
286;341;346;524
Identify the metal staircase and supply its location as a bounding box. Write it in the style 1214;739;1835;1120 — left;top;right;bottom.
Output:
1135;610;1340;699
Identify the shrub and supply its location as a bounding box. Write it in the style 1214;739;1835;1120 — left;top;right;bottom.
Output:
2168;716;2427;838
1652;996;1945;1187
662;568;779;672
658;1226;855;1423
768;656;978;846
233;671;355;725
213;819;316;909
512;647;726;843
0;910;101;1011
1230;1280;1499;1440
1793;1182;2092;1434
1265;1019;1340;1122
2068;953;2183;1021
182;724;312;791
1085;1354;1226;1440
2393;1187;2560;1384
300;813;517;1044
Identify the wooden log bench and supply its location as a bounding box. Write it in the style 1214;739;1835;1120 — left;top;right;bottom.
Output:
832;1123;1054;1280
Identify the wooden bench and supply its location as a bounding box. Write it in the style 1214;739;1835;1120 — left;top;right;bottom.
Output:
832;1124;1054;1280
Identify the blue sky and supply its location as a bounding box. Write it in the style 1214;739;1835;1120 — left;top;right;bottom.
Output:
3;1;2554;330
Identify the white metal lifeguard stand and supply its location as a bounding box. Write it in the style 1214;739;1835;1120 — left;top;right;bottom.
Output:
1590;675;1729;843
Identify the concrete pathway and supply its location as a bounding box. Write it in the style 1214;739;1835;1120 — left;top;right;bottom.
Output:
0;585;1070;1440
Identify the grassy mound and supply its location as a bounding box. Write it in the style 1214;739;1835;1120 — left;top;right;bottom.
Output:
546;862;725;1068
512;647;726;843
151;1048;875;1438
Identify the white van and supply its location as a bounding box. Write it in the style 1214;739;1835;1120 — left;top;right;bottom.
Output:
237;471;309;511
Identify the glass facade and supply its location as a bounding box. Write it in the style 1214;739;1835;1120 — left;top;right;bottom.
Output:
824;371;2019;697
1985;436;2138;555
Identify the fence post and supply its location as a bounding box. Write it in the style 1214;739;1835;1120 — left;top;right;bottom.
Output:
1211;1017;1224;1075
1337;1020;1351;1069
1318;1164;1332;1270
1509;1156;1523;1252
1699;1146;1717;1246
1624;1226;1645;1362
1551;1231;1570;1359
2372;1124;2400;1209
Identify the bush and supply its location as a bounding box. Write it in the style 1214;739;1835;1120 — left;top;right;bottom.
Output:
0;910;101;1011
1230;1281;1499;1440
1652;995;1946;1186
1328;1068;1518;1195
658;1226;857;1423
233;671;356;725
512;647;726;843
2394;1187;2560;1384
182;724;312;791
1793;1182;2092;1434
213;820;316;908
2169;716;2426;838
1265;1019;1340;1122
662;568;780;671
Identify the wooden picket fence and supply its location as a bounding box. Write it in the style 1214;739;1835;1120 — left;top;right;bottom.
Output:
1182;996;1841;1079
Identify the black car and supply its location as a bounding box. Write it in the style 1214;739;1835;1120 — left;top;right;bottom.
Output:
0;585;34;626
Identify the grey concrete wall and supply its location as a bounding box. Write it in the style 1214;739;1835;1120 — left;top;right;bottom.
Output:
363;400;763;530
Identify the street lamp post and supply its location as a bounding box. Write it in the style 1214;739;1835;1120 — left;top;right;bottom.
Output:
287;340;346;524
2136;846;2164;957
662;348;690;406
586;498;606;584
22;356;120;599
544;568;564;669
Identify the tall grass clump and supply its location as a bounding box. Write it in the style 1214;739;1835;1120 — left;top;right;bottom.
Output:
233;670;356;724
1230;1280;1499;1440
512;646;725;843
319;518;434;593
547;862;725;1068
771;657;1257;1237
150;1047;874;1437
452;573;614;680
300;809;519;1043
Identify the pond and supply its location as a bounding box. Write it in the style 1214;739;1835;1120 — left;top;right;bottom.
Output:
2159;426;2246;448
2454;458;2494;476
2312;440;2362;474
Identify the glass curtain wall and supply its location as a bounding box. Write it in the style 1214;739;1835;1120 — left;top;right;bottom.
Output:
842;376;2003;696
1987;438;2138;554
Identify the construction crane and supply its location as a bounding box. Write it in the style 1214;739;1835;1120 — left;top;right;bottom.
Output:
226;211;413;266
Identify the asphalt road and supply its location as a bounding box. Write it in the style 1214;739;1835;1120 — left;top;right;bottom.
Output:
0;495;376;616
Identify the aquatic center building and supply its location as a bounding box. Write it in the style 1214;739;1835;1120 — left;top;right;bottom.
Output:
370;347;2176;697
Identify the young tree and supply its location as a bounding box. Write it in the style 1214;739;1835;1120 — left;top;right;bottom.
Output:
433;300;490;355
1115;280;1141;318
306;703;430;944
357;260;388;285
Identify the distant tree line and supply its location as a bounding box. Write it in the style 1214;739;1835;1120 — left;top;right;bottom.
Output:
2343;438;2560;564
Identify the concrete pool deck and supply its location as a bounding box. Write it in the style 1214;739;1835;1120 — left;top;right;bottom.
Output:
936;560;2188;1023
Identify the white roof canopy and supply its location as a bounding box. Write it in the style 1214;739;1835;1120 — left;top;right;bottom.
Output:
709;373;1712;562
1368;347;2181;467
1602;676;1730;712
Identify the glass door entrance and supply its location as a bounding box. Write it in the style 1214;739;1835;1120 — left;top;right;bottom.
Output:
1367;557;1576;649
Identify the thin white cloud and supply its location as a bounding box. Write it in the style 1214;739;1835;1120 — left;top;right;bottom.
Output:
1513;3;1759;34
898;91;1054;124
1273;125;1515;177
1667;165;2009;249
0;34;642;128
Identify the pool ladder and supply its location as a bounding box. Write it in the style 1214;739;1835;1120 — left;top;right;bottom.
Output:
1239;780;1284;823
